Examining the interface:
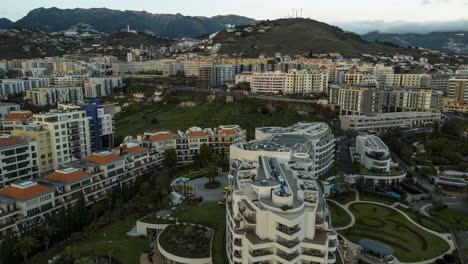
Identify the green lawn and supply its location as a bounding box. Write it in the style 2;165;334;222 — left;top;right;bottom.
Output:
173;202;226;264
328;201;352;228
433;208;468;230
31;215;147;264
115;96;329;142
331;191;357;205
340;203;450;262
396;206;447;233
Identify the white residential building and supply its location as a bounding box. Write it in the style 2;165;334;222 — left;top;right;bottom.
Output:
27;87;83;106
235;72;253;84
356;135;391;173
0;135;39;188
284;69;329;95
0;78;51;96
251;72;286;94
83;77;123;98
226;122;337;264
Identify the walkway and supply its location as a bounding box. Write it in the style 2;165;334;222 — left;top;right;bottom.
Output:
329;189;456;264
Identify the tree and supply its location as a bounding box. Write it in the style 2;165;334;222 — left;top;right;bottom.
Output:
38;223;57;250
163;148;177;169
337;173;350;193
199;143;211;166
14;235;38;263
207;164;218;184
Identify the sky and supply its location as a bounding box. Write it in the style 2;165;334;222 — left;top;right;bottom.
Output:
1;0;468;34
1;0;468;22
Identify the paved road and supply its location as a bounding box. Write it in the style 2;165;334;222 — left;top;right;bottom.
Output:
336;138;354;174
187;174;229;202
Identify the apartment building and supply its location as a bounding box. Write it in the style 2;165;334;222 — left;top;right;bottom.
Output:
0;103;20;118
1;111;33;133
340;112;442;133
182;59;213;77
0;144;160;240
344;66;364;84
59;101;115;152
134;125;246;165
251;72;286;94
385;74;431;88
430;74;451;92
0;78;51;96
235;72;253;84
0;135;39;188
226;122;337;264
448;79;468;103
32;109;91;169
83;77;123;98
11;123;54;175
329;84;383;115
213;64;236;86
27;87;83;106
284;69;329;95
382;88;435;112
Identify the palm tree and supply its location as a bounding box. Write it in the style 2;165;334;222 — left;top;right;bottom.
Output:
337;173;350;193
14;235;38;263
38;223;57;250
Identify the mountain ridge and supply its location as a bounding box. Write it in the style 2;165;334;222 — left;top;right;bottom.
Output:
0;7;256;38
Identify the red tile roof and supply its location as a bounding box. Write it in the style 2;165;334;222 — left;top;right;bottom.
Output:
0;136;27;148
115;145;147;155
82;153;121;164
186;130;208;137
0;184;51;200
148;132;174;141
4;112;33;121
44;170;91;183
218;128;236;135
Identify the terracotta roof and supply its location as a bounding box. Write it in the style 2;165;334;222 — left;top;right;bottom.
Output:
0;184;51;200
149;132;174;141
44;170;91;183
0;136;27;148
4;112;32;120
218;128;236;135
82;153;121;164
186;130;208;137
122;146;147;155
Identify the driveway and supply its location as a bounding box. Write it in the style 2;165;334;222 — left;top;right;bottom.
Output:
187;174;229;202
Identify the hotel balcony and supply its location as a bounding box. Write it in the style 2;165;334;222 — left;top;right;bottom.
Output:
276;226;301;236
328;240;337;252
276;251;300;262
328;252;336;264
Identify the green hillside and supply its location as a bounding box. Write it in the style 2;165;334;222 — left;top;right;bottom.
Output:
214;18;415;57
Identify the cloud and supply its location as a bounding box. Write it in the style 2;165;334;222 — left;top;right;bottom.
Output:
334;19;468;34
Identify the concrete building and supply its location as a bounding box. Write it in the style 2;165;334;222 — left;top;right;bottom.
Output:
1;111;33;133
27;87;83;106
340;112;442;133
226;122;337;264
284;69;329;95
0;78;51;96
430;74;451;92
0;103;20;118
11;123;54;175
382;88;436;112
0;144;160;240
235;72;253;84
356;135;391;173
83;77;123;98
32;109;91;169
135;125;246;165
213;64;236;86
251;72;286;94
0;135;39;188
329;84;383;115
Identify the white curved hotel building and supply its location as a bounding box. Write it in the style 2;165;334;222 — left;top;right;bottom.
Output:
226;122;337;264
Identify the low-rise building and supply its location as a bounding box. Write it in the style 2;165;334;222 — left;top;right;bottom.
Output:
340;112;442;133
1;111;33;132
356;135;391;173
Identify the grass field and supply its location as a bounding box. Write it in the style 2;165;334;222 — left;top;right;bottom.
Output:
31;215;147;264
340;203;449;262
173;202;227;264
114;96;329;142
396;206;447;233
359;192;397;205
331;191;357;205
328;201;352;228
433;208;468;230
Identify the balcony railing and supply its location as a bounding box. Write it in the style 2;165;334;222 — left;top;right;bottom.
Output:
276;227;301;236
277;239;300;248
277;251;299;261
